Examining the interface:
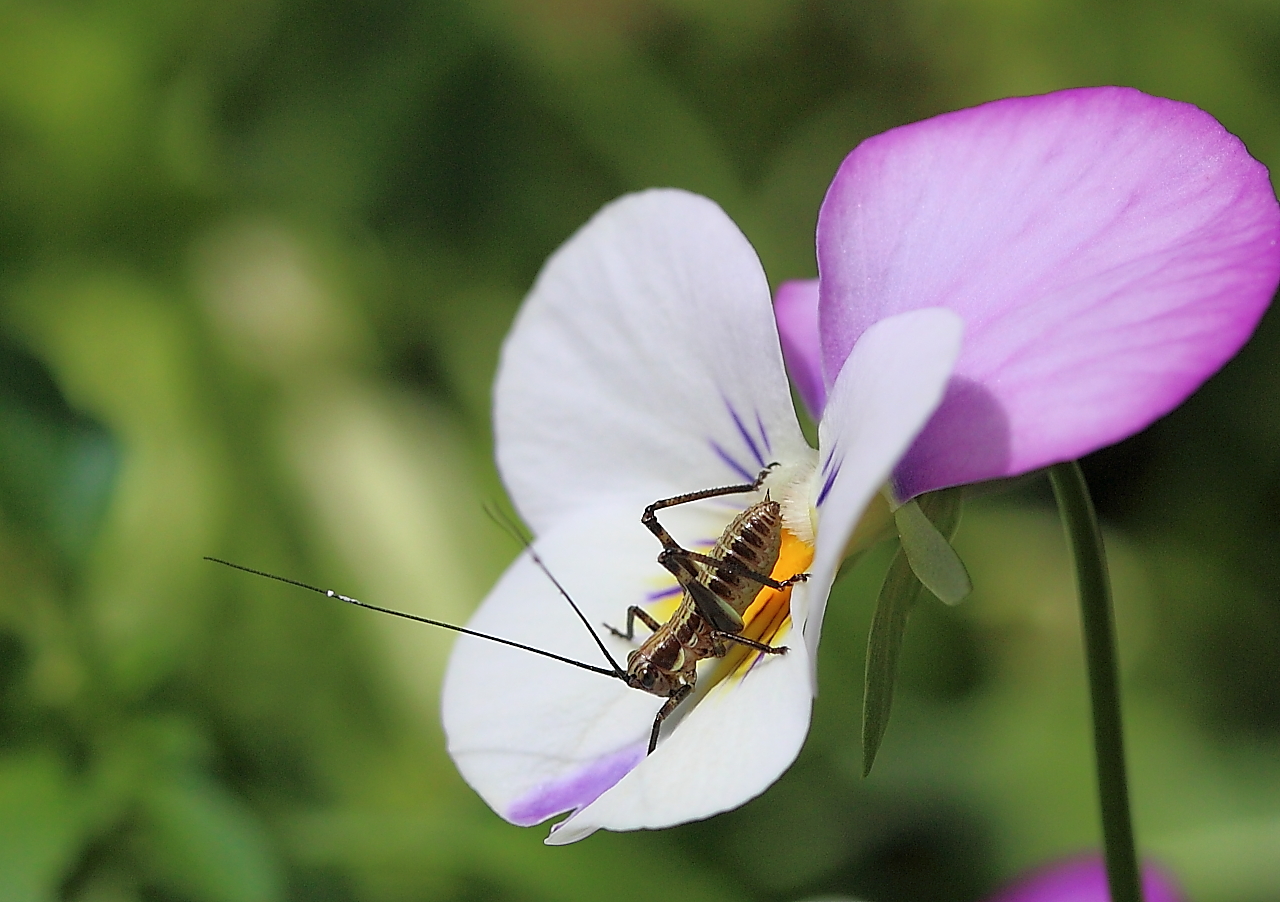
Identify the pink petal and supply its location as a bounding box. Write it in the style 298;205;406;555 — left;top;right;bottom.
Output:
986;855;1184;902
817;87;1280;499
774;278;826;419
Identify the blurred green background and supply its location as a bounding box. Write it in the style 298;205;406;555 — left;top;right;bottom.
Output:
2;1;1279;900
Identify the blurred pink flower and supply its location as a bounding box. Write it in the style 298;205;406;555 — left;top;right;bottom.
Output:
776;86;1280;500
986;855;1184;902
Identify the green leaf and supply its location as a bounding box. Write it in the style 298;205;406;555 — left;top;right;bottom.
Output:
0;751;86;902
862;545;926;776
0;340;118;563
863;488;966;775
135;773;284;902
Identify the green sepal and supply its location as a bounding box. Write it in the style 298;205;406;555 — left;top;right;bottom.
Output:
862;544;925;776
862;488;966;775
894;494;972;605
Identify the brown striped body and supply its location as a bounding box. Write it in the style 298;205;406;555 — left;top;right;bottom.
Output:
623;500;785;704
621;469;807;753
697;500;785;621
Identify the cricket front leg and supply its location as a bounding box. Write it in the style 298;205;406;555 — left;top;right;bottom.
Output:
647;684;693;754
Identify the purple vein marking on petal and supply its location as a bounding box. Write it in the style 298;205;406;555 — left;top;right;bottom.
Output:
646;584;682;602
744;647;769;677
726;400;766;468
816;454;842;507
507;743;647;827
710;439;753;481
820;445;838;477
755;411;772;456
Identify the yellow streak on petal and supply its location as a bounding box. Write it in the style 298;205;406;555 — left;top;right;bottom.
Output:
644;591;682;622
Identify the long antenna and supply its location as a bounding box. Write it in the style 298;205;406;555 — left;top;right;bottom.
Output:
483;504;628;675
204;557;626;680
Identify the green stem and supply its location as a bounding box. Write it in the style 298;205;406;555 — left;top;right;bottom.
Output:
1048;462;1143;902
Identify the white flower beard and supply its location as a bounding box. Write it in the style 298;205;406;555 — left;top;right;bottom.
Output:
761;451;819;545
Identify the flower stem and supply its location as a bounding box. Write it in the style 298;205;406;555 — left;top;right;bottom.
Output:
1048;461;1143;902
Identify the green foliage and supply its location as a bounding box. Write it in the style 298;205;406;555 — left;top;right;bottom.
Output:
863;488;965;776
1;1;1279;901
0;342;118;565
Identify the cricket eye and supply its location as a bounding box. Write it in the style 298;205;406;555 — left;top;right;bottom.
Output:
633;663;659;691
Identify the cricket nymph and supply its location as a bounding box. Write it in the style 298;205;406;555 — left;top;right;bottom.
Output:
611;468;809;754
622;500;784;688
212;468;811;769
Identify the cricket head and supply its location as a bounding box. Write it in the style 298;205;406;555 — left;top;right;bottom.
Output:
623;651;687;697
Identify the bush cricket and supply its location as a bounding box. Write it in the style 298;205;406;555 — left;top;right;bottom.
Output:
206;466;807;754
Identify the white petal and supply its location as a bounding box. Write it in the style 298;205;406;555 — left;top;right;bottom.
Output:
804;308;963;681
442;500;662;824
495;189;810;533
442;494;775;832
546;608;812;844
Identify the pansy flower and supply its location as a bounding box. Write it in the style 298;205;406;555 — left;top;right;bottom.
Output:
442;87;1280;844
443;188;961;843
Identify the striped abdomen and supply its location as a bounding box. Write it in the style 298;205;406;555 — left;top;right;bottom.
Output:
697;499;784;619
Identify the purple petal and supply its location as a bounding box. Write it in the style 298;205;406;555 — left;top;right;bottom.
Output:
817;87;1280;498
986;855;1184;902
774;278;826;419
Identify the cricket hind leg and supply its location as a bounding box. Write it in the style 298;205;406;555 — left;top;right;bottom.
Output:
640;464;778;557
605;605;662;641
644;464;787;591
659;547;810;591
647;684;693;754
654;539;810;637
